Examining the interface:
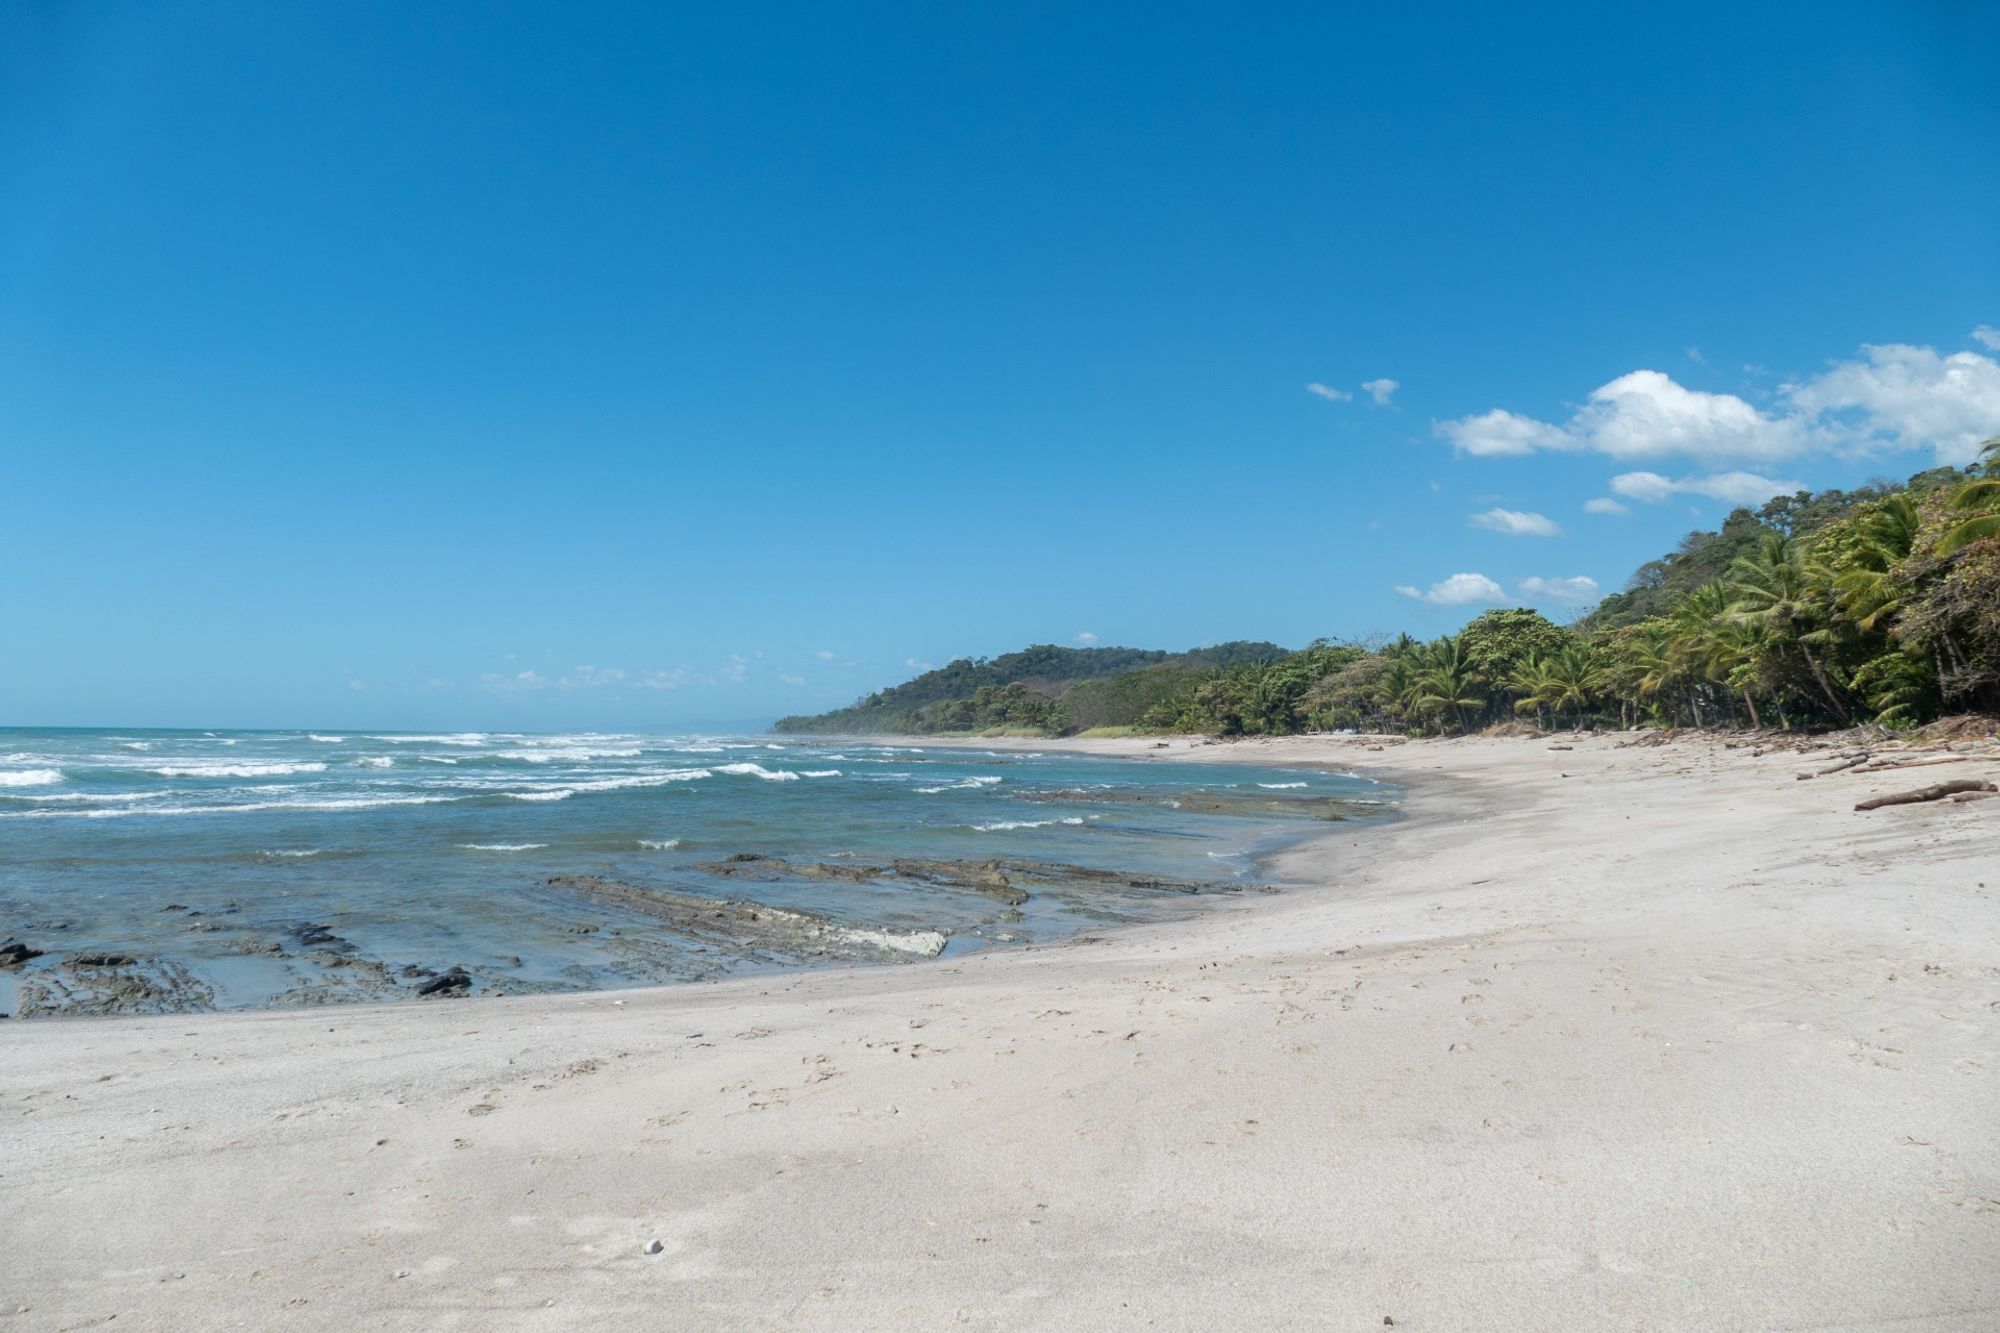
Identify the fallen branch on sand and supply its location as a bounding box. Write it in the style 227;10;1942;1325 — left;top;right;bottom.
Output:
1850;755;1975;775
1854;779;1998;811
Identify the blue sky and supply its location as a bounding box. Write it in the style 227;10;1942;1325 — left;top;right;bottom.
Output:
4;2;1997;729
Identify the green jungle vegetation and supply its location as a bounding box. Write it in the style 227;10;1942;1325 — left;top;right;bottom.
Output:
774;444;2000;738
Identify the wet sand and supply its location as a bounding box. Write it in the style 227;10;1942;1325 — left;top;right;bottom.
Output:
4;732;1997;1330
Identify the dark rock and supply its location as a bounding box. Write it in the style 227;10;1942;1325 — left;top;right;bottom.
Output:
416;967;472;998
71;953;136;968
0;940;44;969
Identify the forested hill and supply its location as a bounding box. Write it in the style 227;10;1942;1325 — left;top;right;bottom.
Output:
772;642;1288;735
773;446;2000;740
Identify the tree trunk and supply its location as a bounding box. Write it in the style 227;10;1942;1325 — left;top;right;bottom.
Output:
1742;690;1762;729
1798;641;1852;724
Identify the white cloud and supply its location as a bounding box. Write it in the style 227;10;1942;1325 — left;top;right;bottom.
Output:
777;673;807;686
1518;575;1601;605
481;669;554;694
1435;340;2000;469
1612;469;1800;507
1437;408;1570;457
1682;470;1803;505
479;663;731;694
1305;382;1352;402
1361;377;1399;406
1468;507;1561;537
906;658;934;671
1577;371;1802;461
1609;470;1677;503
1074;631;1098;645
1784;343;2000;465
815;649;838;661
1686;346;1706;365
1583;497;1630;516
1394;572;1508;606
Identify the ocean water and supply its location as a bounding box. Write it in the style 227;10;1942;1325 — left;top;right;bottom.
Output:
0;728;1394;1016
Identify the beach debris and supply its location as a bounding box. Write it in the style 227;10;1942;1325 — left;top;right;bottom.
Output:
0;940;43;969
416;966;473;998
1854;780;1998;811
644;1239;664;1255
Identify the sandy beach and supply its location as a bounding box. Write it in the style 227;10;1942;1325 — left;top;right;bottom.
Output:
5;733;1997;1331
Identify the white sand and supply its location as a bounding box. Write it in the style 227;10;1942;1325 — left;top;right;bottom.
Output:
4;734;1997;1330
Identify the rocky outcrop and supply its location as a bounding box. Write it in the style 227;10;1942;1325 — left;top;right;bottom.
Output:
545;875;948;962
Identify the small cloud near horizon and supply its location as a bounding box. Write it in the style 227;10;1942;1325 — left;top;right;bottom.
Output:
1395;572;1507;606
1362;377;1398;406
1305;382;1352;402
1584;496;1631;516
1612;469;1801;507
777;673;806;686
1518;574;1601;605
814;649;838;661
906;657;934;671
1974;324;2000;352
1469;507;1560;537
1074;631;1098;645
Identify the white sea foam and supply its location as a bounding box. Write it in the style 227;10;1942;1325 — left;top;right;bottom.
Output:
460;842;548;852
1257;782;1308;789
502;769;711;800
262;848;324;858
371;733;489;746
120;741;152;751
418;755;460;765
150;761;328;778
3;789;179;804
2;793;460;819
0;769;63;788
971;816;1089;831
495;747;644;763
354;756;395;768
716;762;800;782
638;838;682;850
799;769;842;778
913;775;1004;794
308;734;345;743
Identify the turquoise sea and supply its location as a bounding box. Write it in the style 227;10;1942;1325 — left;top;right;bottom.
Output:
0;728;1394;1017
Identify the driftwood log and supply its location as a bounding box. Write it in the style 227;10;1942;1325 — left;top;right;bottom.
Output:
1854;780;1998;811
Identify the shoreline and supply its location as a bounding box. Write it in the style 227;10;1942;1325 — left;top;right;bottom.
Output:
5;733;1996;1328
0;740;1390;1020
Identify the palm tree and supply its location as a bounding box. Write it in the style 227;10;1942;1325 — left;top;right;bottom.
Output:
1833;493;1922;629
1508;656;1559;729
1727;533;1852;723
1538;645;1605;727
1939;438;2000;556
1412;635;1484;734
